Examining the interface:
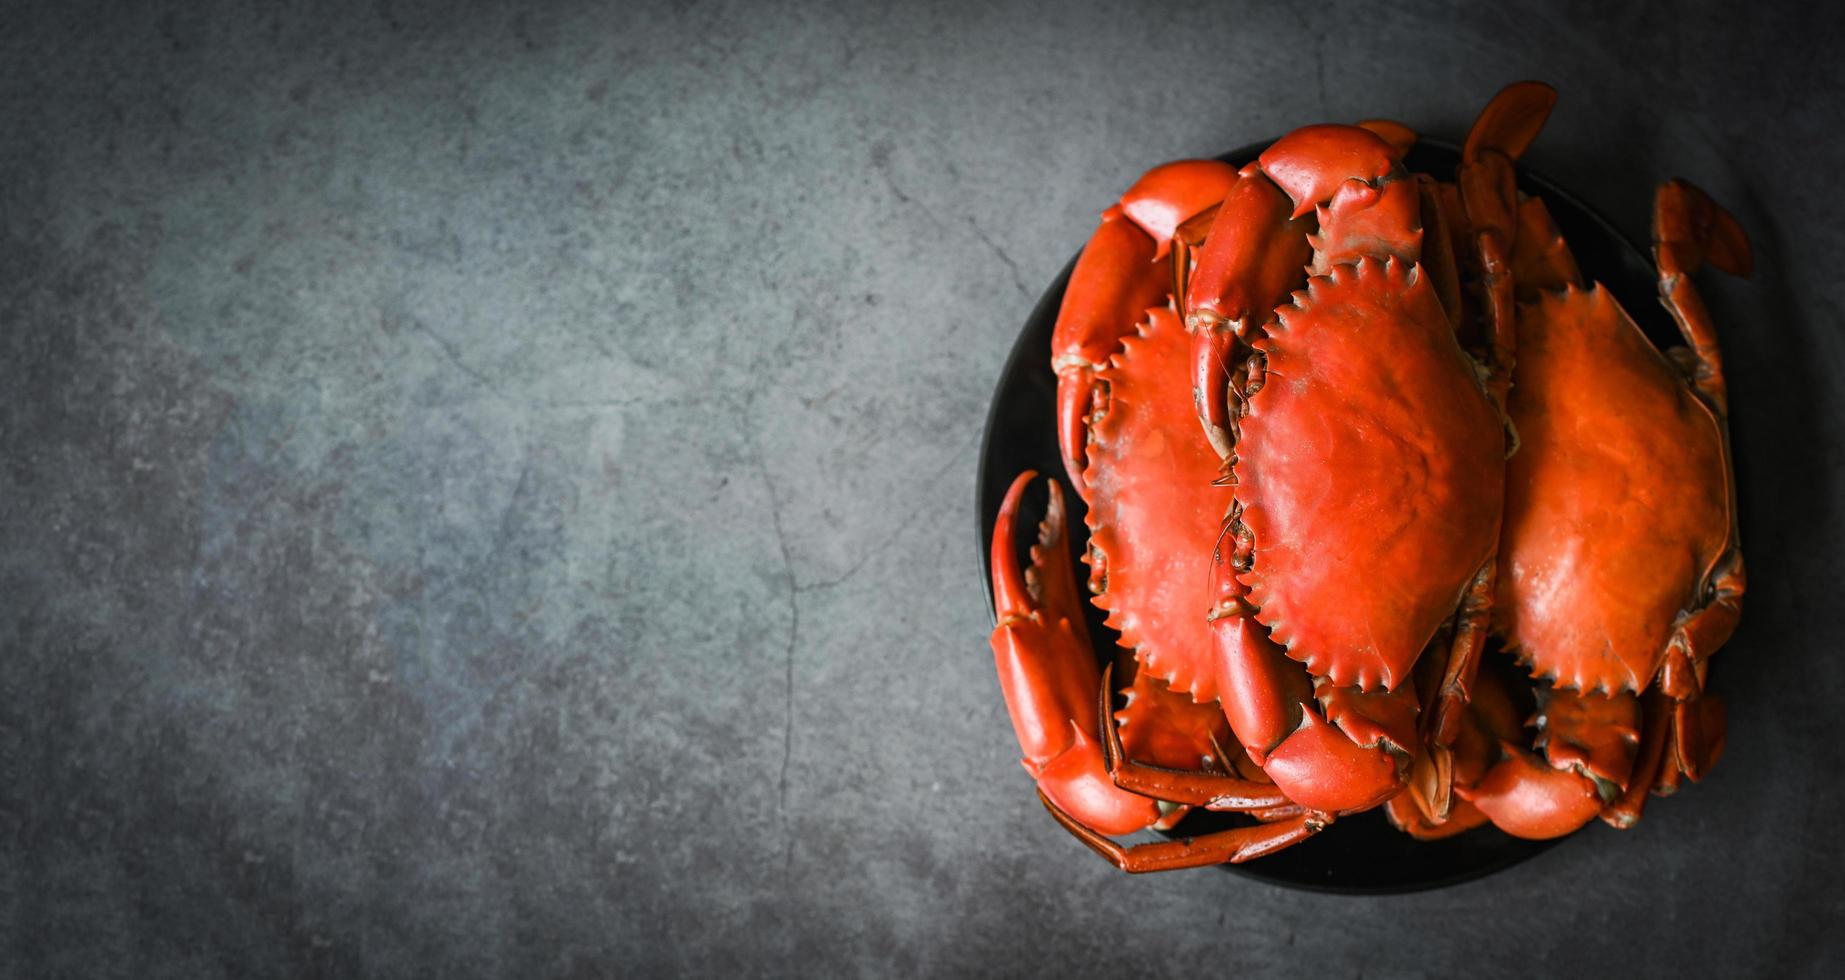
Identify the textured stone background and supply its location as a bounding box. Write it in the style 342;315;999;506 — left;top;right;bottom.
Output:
3;0;1842;976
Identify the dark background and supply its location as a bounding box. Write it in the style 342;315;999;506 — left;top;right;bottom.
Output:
3;0;1841;976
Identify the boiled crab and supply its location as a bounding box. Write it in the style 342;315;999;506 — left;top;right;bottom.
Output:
1490;169;1748;829
1382;87;1751;844
992;157;1326;864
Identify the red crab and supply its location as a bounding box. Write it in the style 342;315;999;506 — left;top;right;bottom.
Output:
1154;93;1526;837
1388;83;1749;842
1492;157;1749;828
991;158;1326;866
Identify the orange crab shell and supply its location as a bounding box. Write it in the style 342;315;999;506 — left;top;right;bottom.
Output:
1495;284;1733;694
1235;258;1504;693
1083;305;1233;704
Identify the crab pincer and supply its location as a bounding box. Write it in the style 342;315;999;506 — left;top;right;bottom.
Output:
1388;664;1641;841
989;471;1163;835
989;472;1281;842
1050;161;1238;499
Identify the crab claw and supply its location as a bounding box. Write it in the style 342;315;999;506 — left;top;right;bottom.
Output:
1052;162;1239;496
1656;179;1752;280
1208;540;1415;815
1182;166;1312;456
1185;123;1426;460
1118;160;1243;260
1259;698;1409;814
1258;124;1400;219
1462;81;1557;166
1458;682;1639;840
989;472;1161;836
1052;213;1169;499
1461;741;1606;840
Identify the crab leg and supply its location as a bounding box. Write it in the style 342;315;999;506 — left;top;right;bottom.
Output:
1096;664;1294;811
1671;693;1728;784
1651;180;1748;703
1613;691;1729;823
1510;194;1583;294
1387;707;1486;840
1667;554;1745;688
1603;180;1750;808
1415;175;1468;330
1110;656;1267;831
1388;653;1505;839
1386;794;1491;840
1429;562;1496;746
1461;80;1553;393
1053;161;1238;496
1040;791;1324;873
1655;178;1753;414
1603;689;1673;827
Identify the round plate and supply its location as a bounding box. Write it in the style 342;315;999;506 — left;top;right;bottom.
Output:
975;139;1675;892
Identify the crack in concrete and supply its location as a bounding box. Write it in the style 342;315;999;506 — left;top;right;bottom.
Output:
485;451;536;571
535;396;654;411
735;399;972;889
739;408;800;851
965;219;1031;299
877;166;940;229
793;438;971;596
407;316;495;389
879;161;1029;298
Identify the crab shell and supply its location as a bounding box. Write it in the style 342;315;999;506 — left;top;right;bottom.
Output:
1495;284;1732;695
1234;257;1506;694
1083;305;1232;704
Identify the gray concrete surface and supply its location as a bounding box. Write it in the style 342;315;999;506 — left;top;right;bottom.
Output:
3;0;1842;976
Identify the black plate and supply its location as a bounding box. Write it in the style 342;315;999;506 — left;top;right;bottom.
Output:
975;139;1675;893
